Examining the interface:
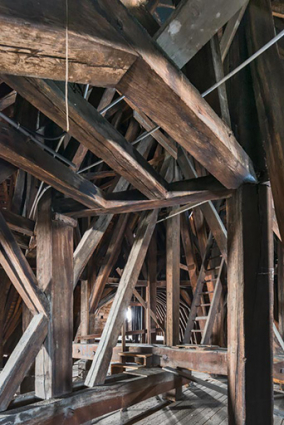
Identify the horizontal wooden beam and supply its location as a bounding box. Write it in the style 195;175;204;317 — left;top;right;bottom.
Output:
0;123;106;209
0;0;137;86
3;76;168;200
0;370;187;424
54;176;233;217
72;343;227;375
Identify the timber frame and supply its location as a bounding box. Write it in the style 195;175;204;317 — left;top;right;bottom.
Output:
0;0;283;424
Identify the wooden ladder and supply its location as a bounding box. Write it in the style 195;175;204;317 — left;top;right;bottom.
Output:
183;233;224;344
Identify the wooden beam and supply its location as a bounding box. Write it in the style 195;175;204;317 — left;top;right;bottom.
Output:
72;343;228;375
35;196;75;399
107;0;256;189
72;135;154;287
132;110;177;159
227;184;273;425
220;2;249;62
155;0;248;69
0;212;48;316
0;0;137;86
0;313;47;412
3;76;168;200
55;175;233;217
278;241;284;340
89;214;129;313
246;0;284;245
0;210;34;237
0;123;106;209
85;210;158;386
146;235;157;344
0;370;187;425
166;207;180;346
178;148;228;261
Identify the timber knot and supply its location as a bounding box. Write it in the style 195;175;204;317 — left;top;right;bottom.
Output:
116;18;124;31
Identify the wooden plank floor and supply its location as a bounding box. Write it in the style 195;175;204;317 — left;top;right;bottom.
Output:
92;372;284;425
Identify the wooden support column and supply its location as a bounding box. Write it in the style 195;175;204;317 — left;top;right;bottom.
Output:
227;184;273;425
80;280;89;343
166;212;180;346
278;241;284;340
35;194;76;399
146;234;157;344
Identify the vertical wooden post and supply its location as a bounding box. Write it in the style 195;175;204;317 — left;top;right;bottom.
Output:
36;194;76;399
227;184;273;425
146;234;157;344
166;213;180;346
80;280;89;343
278;241;284;340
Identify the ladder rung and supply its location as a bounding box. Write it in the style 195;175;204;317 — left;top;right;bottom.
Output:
200;291;214;294
191;329;202;332
200;303;211;307
195;316;208;321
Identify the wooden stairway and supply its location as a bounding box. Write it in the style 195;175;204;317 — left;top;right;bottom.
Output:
183;233;225;344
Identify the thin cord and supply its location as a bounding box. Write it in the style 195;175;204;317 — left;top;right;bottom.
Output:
65;0;69;132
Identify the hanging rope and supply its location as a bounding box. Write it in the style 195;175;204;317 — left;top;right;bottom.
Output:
65;0;70;132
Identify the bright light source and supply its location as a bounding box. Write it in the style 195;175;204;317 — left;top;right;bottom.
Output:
126;307;132;322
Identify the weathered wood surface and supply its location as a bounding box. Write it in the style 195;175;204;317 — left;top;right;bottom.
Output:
155;0;248;68
0;0;137;86
3;76;167;200
85;210;158;386
227;184;273;425
247;0;284;245
0;370;187;425
0;313;47;412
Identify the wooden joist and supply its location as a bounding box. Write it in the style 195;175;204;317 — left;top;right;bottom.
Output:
3;76;168;200
85;209;158;386
0;313;48;412
155;0;248;69
0;0;137;86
